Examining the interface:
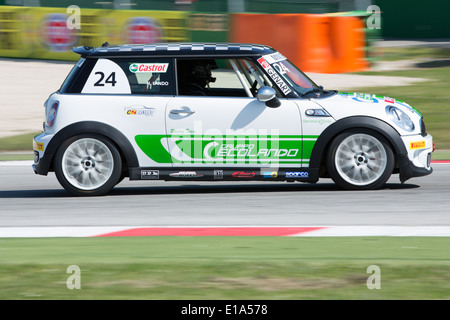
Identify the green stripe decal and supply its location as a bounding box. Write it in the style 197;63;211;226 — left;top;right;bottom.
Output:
135;135;318;165
135;135;172;164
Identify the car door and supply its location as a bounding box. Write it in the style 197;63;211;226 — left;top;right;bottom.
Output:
164;58;304;169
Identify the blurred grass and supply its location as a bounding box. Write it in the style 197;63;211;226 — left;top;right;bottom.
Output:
0;132;39;152
1;236;450;300
375;46;450;61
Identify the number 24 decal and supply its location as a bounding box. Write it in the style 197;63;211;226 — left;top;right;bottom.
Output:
94;72;117;86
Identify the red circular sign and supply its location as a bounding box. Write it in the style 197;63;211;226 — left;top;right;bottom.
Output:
41;14;77;52
125;17;163;44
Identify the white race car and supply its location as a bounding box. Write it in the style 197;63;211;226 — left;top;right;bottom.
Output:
33;42;433;196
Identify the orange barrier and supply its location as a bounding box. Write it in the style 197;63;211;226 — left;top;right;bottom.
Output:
229;13;368;73
329;15;368;73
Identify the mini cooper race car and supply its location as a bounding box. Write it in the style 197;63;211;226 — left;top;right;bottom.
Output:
33;42;433;196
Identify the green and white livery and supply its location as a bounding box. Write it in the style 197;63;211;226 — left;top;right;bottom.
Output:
32;42;433;196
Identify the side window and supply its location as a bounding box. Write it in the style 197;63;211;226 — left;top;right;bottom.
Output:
176;58;274;98
81;58;132;94
115;58;174;95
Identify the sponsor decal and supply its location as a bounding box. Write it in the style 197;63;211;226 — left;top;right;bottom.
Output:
232;171;256;178
303;119;333;125
285;171;309;178
134;134;318;165
384;97;395;104
125;106;155;116
151;81;169;86
33;141;45;152
410;141;426;150
338;92;378;103
141;170;159;180
355;93;373;101
129;63;169;73
263;52;287;64
263;171;278;178
266;67;291;95
257;57;270;69
214;170;223;180
341;93;422;117
170;128;195;134
257;57;291;95
169;171;203;178
216;144;298;158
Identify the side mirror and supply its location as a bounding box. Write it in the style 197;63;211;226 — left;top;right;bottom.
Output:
257;86;281;108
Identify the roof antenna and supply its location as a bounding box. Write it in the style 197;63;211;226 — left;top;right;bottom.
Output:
101;42;110;48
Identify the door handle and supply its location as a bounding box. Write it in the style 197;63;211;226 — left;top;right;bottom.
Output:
170;108;195;115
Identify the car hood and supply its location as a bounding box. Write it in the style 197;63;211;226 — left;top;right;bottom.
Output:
311;91;423;135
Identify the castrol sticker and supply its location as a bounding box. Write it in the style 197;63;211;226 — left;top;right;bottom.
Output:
129;63;169;73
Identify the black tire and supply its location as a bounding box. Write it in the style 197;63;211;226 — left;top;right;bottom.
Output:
326;130;394;190
54;134;122;196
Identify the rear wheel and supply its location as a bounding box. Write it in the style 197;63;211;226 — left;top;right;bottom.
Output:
54;135;122;196
326;131;394;190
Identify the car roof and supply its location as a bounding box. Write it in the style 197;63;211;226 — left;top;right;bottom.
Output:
72;42;277;58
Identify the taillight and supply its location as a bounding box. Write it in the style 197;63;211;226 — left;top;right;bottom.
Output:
47;101;59;127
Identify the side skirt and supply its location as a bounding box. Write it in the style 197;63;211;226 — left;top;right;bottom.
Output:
129;167;320;183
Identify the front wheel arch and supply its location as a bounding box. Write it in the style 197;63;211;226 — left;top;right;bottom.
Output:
309;116;406;175
325;129;395;190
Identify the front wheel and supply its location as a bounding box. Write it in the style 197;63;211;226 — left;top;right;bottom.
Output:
54;135;122;196
326;131;394;190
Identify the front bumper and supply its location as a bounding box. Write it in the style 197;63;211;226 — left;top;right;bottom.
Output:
398;133;433;183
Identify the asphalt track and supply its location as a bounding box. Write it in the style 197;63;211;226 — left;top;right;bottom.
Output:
0;162;448;232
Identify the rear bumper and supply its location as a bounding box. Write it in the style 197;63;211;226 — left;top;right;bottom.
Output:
33;133;54;175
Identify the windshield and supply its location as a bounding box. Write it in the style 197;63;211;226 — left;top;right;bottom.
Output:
257;53;319;96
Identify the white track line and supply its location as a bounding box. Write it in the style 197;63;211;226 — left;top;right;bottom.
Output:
1;226;450;238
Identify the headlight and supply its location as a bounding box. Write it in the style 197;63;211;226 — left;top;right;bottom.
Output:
386;106;415;132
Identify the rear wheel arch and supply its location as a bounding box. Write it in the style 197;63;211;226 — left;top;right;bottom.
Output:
46;121;139;174
54;134;123;196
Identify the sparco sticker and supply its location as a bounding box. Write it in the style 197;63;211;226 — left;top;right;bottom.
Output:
285;171;309;178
